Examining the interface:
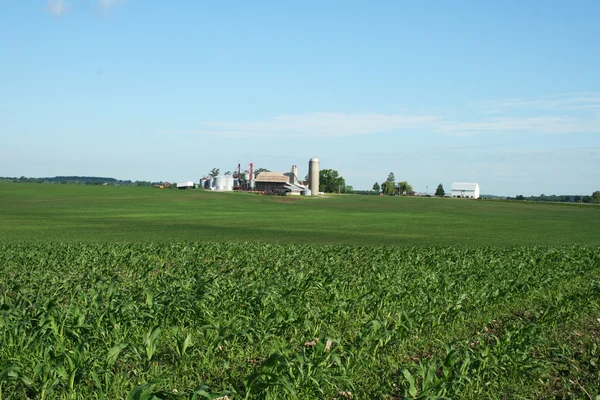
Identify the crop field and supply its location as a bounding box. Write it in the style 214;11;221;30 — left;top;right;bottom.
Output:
1;243;599;399
1;184;599;399
1;183;599;246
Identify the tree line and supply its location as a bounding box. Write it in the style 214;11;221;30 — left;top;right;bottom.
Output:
509;191;600;204
373;172;414;195
371;172;445;196
0;176;161;186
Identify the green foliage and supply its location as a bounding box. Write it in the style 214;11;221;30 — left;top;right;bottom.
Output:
253;168;270;178
209;168;220;178
510;193;596;203
397;181;413;195
0;175;158;186
144;326;161;361
1;244;600;398
435;183;445;196
380;180;395;195
386;172;395;182
372;182;380;193
319;169;346;193
592;190;600;203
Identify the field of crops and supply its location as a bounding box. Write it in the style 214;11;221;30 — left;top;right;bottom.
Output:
1;243;599;399
2;183;600;246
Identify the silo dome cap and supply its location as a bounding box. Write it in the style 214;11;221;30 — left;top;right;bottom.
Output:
309;157;319;162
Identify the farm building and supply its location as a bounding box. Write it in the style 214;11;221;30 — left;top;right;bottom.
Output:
176;181;195;189
451;182;480;199
255;171;306;195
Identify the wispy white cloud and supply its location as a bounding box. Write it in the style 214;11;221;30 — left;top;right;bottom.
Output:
198;112;441;138
197;113;599;138
357;146;600;164
437;116;600;135
99;0;125;10
481;92;600;111
45;0;125;15
47;0;68;16
189;93;600;138
478;147;600;161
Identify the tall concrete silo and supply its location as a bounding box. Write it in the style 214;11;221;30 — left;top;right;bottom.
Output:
290;165;298;184
308;157;319;196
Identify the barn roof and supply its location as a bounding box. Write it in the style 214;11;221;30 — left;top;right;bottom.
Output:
283;183;306;192
451;182;479;191
255;172;290;183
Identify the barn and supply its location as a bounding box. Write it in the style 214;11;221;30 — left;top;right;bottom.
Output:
451;182;480;199
255;172;306;195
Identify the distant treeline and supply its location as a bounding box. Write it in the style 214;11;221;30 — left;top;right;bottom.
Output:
353;190;380;195
508;193;599;203
0;176;160;186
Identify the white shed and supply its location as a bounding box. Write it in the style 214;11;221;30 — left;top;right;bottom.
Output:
451;182;480;199
176;181;195;189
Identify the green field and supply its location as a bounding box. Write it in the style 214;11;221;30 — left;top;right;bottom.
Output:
1;243;599;399
1;183;599;399
1;183;599;246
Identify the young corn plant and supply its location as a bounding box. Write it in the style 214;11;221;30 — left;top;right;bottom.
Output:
32;363;60;400
55;341;89;395
0;365;20;400
144;326;162;362
171;327;193;358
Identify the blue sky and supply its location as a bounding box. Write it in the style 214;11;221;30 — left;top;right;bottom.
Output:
1;0;599;196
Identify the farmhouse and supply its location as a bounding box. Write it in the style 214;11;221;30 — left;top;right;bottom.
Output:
451;182;480;199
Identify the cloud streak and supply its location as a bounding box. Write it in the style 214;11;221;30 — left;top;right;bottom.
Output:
47;0;68;16
437;116;600;135
45;0;126;15
481;92;600;111
99;0;125;10
180;93;600;138
196;112;599;139
199;113;441;138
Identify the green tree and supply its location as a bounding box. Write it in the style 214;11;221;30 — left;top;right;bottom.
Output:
386;172;395;182
381;180;395;196
592;190;600;203
435;183;445;196
253;167;270;178
319;169;346;193
209;168;220;177
372;182;380;193
397;181;413;195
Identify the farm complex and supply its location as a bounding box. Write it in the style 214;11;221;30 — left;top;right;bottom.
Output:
195;157;320;196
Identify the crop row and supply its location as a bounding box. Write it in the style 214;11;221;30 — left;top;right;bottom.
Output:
1;243;599;399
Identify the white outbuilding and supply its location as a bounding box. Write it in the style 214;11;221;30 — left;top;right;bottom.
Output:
451;182;480;199
176;181;195;189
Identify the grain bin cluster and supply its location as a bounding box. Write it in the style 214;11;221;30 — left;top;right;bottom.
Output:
198;157;320;196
